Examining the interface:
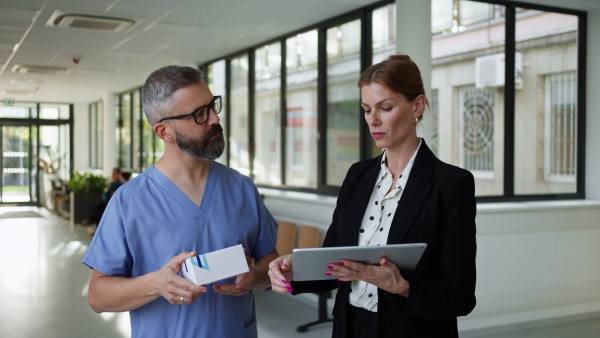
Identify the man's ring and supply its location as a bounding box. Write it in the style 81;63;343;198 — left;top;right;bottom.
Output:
180;296;184;304
354;270;360;278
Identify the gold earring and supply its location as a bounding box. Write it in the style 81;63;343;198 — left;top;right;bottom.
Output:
413;117;420;125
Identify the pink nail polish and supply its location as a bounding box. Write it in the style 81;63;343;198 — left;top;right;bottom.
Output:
338;261;345;265
288;288;294;293
338;279;343;281
382;259;388;264
327;265;333;269
282;264;288;267
326;272;331;275
282;279;286;283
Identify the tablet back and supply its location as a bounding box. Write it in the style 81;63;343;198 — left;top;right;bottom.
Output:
292;243;427;281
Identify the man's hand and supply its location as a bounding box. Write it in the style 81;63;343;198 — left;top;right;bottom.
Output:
154;251;208;305
213;255;256;296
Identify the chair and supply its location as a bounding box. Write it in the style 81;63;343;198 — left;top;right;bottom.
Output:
295;225;333;333
276;221;296;256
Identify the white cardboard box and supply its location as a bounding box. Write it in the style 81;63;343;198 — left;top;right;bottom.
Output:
181;244;249;285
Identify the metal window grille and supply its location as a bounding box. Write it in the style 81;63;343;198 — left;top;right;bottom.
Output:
545;72;577;180
460;86;495;174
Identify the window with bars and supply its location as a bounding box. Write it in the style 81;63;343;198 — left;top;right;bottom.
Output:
459;86;495;175
545;72;577;181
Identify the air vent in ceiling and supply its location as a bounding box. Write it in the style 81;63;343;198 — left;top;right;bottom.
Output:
11;64;70;75
46;10;136;32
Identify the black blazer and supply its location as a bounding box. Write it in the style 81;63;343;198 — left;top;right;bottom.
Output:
292;140;477;337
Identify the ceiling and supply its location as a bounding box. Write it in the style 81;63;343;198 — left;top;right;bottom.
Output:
1;0;599;104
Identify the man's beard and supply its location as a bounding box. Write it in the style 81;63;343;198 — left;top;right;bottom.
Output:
174;124;225;161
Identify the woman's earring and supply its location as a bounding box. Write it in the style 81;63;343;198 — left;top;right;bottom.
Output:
413;117;420;125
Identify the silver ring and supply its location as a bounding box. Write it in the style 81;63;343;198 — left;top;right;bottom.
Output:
180;296;184;304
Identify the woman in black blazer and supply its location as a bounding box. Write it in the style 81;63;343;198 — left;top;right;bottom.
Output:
268;54;476;338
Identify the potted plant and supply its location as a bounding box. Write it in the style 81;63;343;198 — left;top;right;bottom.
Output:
67;171;107;224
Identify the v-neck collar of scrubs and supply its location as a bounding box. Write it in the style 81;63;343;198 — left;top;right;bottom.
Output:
147;163;218;219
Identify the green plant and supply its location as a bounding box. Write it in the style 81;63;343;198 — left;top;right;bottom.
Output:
67;171;106;195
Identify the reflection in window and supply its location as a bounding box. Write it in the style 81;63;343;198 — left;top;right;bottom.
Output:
207;60;227;164
230;55;250;175
286;31;318;188
254;43;281;185
326;20;361;186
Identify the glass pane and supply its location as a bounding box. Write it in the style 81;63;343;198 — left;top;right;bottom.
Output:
286;31;318;188
132;89;142;172
97;101;103;169
0;103;36;118
40;104;70;119
254;43;282;185
89;103;97;168
326;19;361;186
432;0;454;34
459;0;492;26
120;93;132;169
372;4;396;64
2;126;31;202
514;10;578;194
39;124;70;190
230;55;250;176
207;60;227;164
432;1;505;196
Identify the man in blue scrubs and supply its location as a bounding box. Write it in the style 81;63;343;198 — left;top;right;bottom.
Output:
82;66;279;338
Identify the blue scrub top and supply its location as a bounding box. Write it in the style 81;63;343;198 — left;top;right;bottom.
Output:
82;163;278;338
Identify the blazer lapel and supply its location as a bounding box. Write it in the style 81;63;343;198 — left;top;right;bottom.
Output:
387;141;435;244
338;156;381;246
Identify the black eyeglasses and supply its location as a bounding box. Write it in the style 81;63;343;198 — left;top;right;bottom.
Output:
158;95;222;125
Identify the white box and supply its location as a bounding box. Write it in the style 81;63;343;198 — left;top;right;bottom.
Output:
181;244;249;285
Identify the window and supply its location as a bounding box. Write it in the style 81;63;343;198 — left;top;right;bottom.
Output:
431;0;584;199
206;60;227;164
229;55;250;175
513;10;579;195
89;101;103;169
254;43;282;185
459;86;495;176
285;30;319;188
326;19;362;186
93;0;583;202
545;72;577;182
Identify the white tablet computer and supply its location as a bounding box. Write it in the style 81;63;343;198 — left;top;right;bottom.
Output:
292;243;427;281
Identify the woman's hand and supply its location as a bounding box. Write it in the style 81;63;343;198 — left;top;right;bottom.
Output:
267;254;294;294
326;257;409;297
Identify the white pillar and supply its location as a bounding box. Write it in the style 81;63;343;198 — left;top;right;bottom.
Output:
103;92;117;177
395;0;432;141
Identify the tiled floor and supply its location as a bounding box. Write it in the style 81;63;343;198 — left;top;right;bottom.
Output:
0;206;598;338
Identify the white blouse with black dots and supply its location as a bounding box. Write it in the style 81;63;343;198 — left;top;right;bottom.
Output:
348;139;422;312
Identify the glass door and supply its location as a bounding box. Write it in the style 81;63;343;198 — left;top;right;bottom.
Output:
0;124;37;203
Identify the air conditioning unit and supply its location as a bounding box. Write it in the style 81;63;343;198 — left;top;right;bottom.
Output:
475;52;523;89
45;10;136;32
11;64;70;75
